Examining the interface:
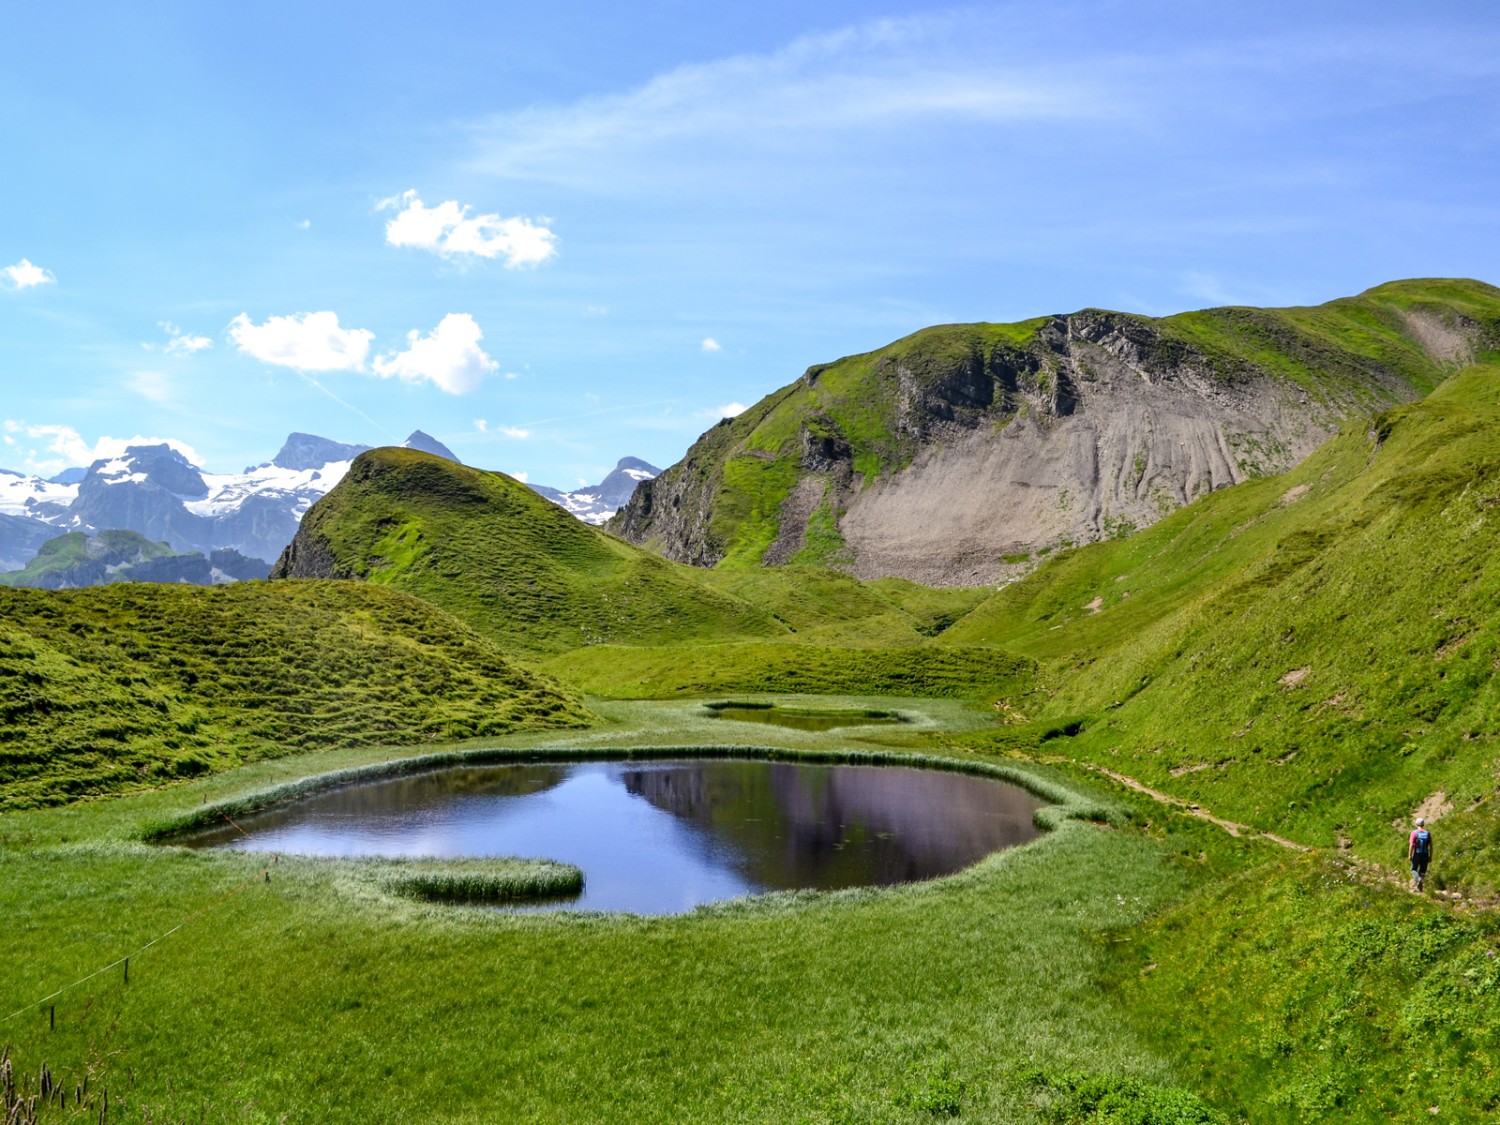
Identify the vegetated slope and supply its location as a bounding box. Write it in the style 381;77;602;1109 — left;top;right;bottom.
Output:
272;449;1023;693
0;580;591;809
0;529;269;588
944;361;1500;888
271;448;790;656
611;279;1500;585
1118;849;1500;1121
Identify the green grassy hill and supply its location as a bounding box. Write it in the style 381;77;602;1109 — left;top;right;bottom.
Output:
0;580;591;810
9;299;1500;1122
273;448;786;655
944;361;1500;890
272;449;995;670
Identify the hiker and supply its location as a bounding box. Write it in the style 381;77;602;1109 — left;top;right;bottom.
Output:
1409;817;1433;892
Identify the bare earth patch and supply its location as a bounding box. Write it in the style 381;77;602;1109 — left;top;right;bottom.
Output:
1084;596;1104;614
1277;484;1310;506
1414;790;1455;823
1279;667;1310;688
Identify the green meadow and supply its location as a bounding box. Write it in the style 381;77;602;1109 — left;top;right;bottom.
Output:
6;292;1500;1120
1;701;1235;1124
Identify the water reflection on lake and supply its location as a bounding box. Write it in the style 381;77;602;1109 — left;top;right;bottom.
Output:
189;758;1044;915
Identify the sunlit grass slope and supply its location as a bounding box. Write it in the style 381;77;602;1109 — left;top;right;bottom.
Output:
1121;851;1500;1120
0;745;1233;1124
278;448;787;656
278;451;997;668
543;641;1031;700
0;581;590;810
946;361;1500;879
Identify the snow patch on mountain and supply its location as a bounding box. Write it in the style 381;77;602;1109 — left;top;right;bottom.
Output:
528;457;660;525
185;461;355;519
0;474;78;517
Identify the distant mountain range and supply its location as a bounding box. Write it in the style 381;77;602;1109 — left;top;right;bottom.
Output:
0;428;658;576
527;457;661;525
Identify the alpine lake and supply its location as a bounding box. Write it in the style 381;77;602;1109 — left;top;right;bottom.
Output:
185;753;1046;914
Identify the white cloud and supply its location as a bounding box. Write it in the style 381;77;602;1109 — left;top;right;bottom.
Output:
3;259;55;290
128;371;172;404
700;402;747;419
474;419;489;432
510;470;529;483
501;426;530;439
297;219;311;230
379;190;557;267
4;421;201;473
229;311;373;372
504;371;521;380
372;313;497;394
160;322;212;356
467;16;1114;191
701;337;722;352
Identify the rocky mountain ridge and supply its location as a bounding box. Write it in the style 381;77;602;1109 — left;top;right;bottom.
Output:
0;529;269;589
609;279;1500;584
528;456;661;524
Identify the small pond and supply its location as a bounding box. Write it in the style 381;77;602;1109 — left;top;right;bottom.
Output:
705;702;908;732
189;757;1044;915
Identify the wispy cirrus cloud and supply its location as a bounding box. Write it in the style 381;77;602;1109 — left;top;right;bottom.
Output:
128;370;172;404
378;190;557;267
154;322;213;356
463;15;1118;191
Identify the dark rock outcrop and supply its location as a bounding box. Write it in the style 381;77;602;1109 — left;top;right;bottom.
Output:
610;280;1500;584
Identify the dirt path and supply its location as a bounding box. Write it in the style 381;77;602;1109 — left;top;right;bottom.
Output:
1077;763;1499;909
1085;765;1310;852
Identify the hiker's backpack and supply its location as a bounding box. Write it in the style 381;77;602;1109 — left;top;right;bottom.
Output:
1413;829;1431;860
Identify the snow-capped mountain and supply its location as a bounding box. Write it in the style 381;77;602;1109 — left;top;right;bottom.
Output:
0;432;382;567
528;457;660;525
0;433;651;572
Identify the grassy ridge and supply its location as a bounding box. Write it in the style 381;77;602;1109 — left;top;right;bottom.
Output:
0;530;185;588
0;581;590;810
281;448;790;656
280;455;1006;690
945;362;1500;881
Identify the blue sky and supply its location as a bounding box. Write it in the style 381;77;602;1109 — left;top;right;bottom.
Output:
3;0;1497;485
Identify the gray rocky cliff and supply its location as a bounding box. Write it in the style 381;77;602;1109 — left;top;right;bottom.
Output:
609;289;1499;585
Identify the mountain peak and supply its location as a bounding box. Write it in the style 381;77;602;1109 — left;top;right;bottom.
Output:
270;432;372;472
401;430;460;463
